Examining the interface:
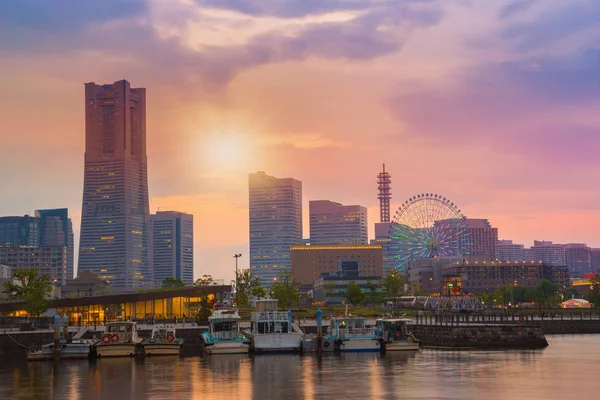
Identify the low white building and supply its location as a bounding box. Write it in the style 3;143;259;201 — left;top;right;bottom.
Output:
561;298;591;309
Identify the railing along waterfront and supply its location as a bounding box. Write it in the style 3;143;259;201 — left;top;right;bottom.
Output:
414;311;600;326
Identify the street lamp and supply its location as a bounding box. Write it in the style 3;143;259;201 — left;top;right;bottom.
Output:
233;254;242;309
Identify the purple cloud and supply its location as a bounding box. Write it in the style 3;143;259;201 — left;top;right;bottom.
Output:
497;0;538;20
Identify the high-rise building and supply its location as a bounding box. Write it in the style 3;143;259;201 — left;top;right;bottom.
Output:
78;80;152;290
592;249;600;273
371;222;395;273
35;209;75;280
563;243;592;278
0;246;67;286
497;239;525;262
309;200;368;245
150;211;194;287
464;219;498;260
249;171;303;288
0;215;39;247
531;241;565;266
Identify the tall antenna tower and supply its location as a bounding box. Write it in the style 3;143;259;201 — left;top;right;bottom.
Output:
377;164;392;223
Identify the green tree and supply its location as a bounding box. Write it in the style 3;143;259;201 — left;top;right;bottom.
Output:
162;277;185;289
382;270;404;300
269;270;300;309
235;269;261;307
3;269;52;318
250;285;266;298
193;275;214;322
345;283;366;305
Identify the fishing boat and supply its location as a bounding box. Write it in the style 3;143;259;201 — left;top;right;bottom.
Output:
142;326;184;356
94;321;142;358
325;315;381;352
27;339;93;361
375;317;420;352
201;308;250;355
250;298;302;353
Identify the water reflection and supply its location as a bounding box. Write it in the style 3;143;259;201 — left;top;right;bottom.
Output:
1;336;600;399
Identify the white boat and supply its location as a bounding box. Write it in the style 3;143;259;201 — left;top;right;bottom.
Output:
27;339;92;361
201;308;250;355
250;298;302;353
325;316;381;353
95;321;142;358
375;317;420;352
142;326;184;356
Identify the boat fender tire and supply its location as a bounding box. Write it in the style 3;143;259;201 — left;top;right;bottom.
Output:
167;333;175;343
111;334;120;343
323;340;330;348
102;334;111;344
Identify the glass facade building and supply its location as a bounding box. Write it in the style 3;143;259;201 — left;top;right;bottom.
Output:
79;80;152;290
150;211;194;286
35;208;75;280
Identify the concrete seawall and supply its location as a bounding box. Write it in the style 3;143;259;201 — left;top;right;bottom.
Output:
410;324;549;349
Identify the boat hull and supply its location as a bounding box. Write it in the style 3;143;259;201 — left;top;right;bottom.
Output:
144;343;182;356
252;333;302;353
95;344;138;358
384;341;420;352
337;338;382;353
204;341;250;355
28;343;91;361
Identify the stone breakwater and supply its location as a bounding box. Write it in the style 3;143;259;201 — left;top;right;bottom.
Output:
411;324;549;349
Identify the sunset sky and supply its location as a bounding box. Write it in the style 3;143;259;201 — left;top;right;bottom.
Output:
1;0;599;281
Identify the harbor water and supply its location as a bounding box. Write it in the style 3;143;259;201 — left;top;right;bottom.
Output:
1;335;600;399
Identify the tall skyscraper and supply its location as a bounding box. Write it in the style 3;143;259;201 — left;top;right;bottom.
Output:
0;215;39;247
35;209;74;280
78;80;152;290
150;211;194;286
309;200;368;245
249;171;303;288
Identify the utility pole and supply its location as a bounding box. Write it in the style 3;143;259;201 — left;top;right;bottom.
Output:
233;254;242;310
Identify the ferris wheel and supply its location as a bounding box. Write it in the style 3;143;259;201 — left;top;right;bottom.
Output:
389;193;470;270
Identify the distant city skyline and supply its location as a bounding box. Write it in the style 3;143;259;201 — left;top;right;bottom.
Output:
1;0;598;282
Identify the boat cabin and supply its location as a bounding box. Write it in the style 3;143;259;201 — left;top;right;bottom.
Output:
328;317;373;339
151;327;177;342
105;321;138;343
376;319;411;341
251;299;291;335
209;310;242;341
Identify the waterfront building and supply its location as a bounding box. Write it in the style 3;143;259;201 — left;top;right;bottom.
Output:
497;239;526;262
35;209;75;280
150;211;194;286
563;243;592;278
0;215;39;247
465;219;498;260
309;200;368;245
0;246;67;286
313;274;382;305
79;80;152;290
61;270;111;298
531;241;565;266
406;255;570;296
249;171;303;288
290;244;383;287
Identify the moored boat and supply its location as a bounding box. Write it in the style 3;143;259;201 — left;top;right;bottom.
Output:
325;316;381;353
142;326;184;356
201;308;250;355
94;321;142;358
27;339;93;361
250;298;302;353
375;317;420;352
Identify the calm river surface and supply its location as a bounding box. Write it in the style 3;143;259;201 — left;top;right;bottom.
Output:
1;335;600;399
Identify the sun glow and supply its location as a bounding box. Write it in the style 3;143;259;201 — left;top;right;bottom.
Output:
204;133;253;171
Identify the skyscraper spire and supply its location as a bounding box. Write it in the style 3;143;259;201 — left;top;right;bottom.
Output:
377;164;392;223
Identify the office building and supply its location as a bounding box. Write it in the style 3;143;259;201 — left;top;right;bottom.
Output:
531;241;565;266
78;80;153;290
35;209;75;280
309;200;368;245
371;222;395;273
0;246;67;286
313;275;382;305
150;211;194;286
592;249;600;273
249;171;303;288
497;240;526;262
290;244;383;287
0;215;39;247
563;243;592;278
465;219;498;259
